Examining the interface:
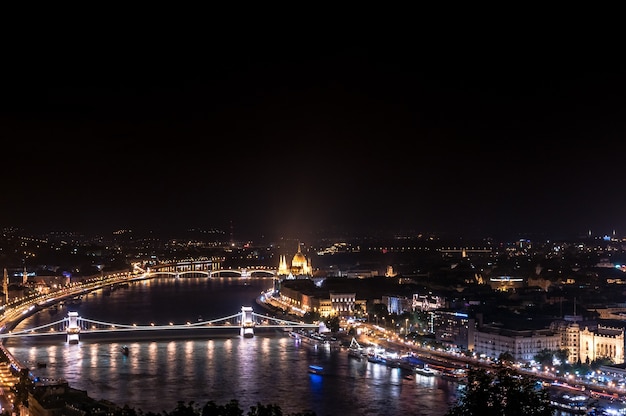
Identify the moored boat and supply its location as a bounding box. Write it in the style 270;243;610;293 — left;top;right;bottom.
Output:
549;391;589;414
414;365;437;377
347;337;364;360
365;344;387;364
367;353;386;364
348;348;363;360
294;330;331;346
441;368;467;383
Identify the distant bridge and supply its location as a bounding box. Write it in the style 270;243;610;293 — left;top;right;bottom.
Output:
147;263;277;278
0;307;318;343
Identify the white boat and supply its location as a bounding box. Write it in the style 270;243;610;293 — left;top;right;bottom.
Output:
347;337;364;360
296;331;330;346
414;366;437;377
365;344;386;364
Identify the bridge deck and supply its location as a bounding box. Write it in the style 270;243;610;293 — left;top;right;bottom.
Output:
0;310;318;340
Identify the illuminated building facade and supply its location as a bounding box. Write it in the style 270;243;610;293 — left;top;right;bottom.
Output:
430;310;475;351
579;325;624;364
550;320;625;364
473;326;561;362
382;294;411;314
412;292;446;311
278;287;366;318
488;276;525;291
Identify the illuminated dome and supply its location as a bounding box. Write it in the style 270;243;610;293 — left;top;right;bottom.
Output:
277;244;312;278
292;251;307;269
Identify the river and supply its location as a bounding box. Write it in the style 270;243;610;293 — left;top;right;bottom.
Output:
3;277;462;415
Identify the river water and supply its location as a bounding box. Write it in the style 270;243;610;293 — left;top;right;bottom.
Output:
3;277;462;415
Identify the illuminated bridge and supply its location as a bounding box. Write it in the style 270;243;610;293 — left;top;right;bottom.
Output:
147;261;277;278
0;307;318;343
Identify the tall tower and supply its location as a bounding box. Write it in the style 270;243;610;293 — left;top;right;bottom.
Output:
277;255;289;276
3;268;8;304
22;266;28;286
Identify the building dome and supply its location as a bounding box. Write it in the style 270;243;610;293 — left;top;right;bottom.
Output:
292;251;307;269
277;243;312;278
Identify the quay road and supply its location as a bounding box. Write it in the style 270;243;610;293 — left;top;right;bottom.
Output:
0;268;143;415
0;270;145;332
353;322;626;410
0;362;15;413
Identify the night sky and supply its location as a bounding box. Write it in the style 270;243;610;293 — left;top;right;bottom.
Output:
2;30;625;241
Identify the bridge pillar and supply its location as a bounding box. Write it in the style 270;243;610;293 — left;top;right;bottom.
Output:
241;306;254;338
66;311;80;344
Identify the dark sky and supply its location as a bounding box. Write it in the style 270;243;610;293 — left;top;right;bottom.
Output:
2;30;625;241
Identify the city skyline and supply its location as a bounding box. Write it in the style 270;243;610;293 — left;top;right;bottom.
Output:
3;35;626;242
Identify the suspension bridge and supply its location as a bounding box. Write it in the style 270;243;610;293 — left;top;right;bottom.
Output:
0;306;319;343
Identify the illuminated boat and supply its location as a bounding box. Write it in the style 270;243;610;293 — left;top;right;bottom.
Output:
367;353;386;364
549;391;589;414
441;368;467;383
347;337;364;360
366;344;386;364
295;330;330;346
414;365;437;377
308;365;324;375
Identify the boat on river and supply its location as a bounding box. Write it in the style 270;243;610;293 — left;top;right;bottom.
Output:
348;348;363;360
414;365;437;377
549;391;589;414
440;368;467;383
308;365;324;375
293;330;332;346
347;337;364;360
365;344;387;364
367;352;387;364
121;345;129;356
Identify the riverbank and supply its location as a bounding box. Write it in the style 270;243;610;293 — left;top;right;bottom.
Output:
254;295;308;324
5;278;457;416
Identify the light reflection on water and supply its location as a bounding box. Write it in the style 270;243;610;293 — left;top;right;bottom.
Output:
5;278;461;415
